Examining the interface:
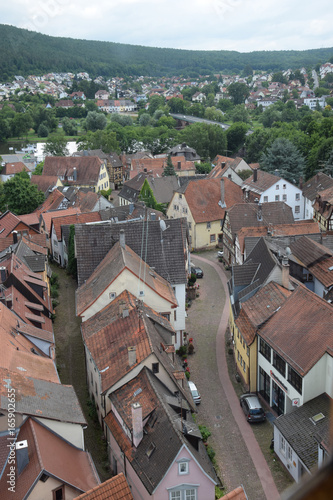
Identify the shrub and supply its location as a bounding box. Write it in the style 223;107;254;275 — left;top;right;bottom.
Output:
199;425;211;442
207;446;216;462
188;343;195;355
176;345;187;357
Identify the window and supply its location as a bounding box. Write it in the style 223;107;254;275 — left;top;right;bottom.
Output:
264;196;268;202
109;292;116;300
295;205;300;213
178;461;189;474
283;194;287;201
210;234;216;243
280;435;286;455
275;195;280;201
283;184;286;189
287;445;293;462
174;310;177;321
169;487;197;500
179;194;182;199
295;193;300;200
259;338;271;362
273;351;286;377
53;486;65;500
207;222;211;230
276;185;279;190
288;366;302;394
188;222;192;230
152;363;159;374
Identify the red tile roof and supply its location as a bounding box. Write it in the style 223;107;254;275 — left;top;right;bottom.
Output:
73;473;133;500
2;162;30;175
130;156;195;179
33;188;66;216
259;285;333;376
184;178;243;223
43;156;104;186
52;211;101;240
0;418;100;499
40;207;81;235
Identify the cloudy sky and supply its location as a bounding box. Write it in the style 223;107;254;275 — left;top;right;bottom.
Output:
3;0;333;53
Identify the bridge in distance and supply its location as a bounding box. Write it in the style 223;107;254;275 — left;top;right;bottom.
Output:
169;113;230;130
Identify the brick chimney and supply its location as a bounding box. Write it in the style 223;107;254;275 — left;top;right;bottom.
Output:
132;402;143;448
220;178;226;207
253;168;258;182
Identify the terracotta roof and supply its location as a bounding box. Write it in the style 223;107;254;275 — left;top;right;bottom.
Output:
313;185;333;219
33;188;66;216
73;473;133;500
0;211;31;238
52;211;101;241
0;418;100;499
18;212;40;227
40;207;81;235
237;221;321;257
3;161;30;175
184;178;243;223
223;486;247;500
76;241;177;316
259;285;333;376
43;156;104;186
129;156;195;179
236;281;291;346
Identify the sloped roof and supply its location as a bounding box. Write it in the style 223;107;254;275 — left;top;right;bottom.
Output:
0;367;85;424
0;211;36;238
290;236;333;288
227;202;294;239
0;418;100;499
33;188;65;216
39;207;81;235
274;393;332;472
52;211;101;240
105;368;216;495
99;203;165;223
184;177;243;224
236;281;291;346
75;218;188;287
73;473;133;500
259;285;333;376
2;161;30;175
81;290;178;394
147;176;180;204
76;241;177;316
242;169;281;194
302;172;333;203
43;156;104;185
30;176;62;196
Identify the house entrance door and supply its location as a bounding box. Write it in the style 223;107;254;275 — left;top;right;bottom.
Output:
272;381;285;416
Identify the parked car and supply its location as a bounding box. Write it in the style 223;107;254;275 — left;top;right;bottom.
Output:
217;250;223;258
191;266;204;278
240;393;266;423
188;381;201;404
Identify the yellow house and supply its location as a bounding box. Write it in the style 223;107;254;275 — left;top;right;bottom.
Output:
43;156;110;193
167;178;243;251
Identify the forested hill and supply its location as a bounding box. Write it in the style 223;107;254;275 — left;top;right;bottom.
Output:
1;23;333;79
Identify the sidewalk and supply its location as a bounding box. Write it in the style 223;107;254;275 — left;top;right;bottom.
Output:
187;254;280;500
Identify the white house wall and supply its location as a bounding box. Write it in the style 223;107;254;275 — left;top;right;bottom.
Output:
273;426;308;483
173;283;186;349
36;417;85;449
303;354;333;402
259;181;304;219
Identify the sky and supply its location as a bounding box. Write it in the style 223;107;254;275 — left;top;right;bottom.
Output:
2;0;333;53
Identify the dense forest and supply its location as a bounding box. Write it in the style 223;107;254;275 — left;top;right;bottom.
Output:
1;24;333;80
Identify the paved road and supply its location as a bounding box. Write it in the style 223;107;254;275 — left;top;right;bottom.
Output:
187;254;280;500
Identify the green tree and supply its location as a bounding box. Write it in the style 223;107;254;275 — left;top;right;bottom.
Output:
167;97;187;114
195;162;212;174
148;95;165;116
180;122;227;160
230;105;250;123
226;122;249;154
34;161;44;175
227;83;250;105
0;171;44;215
76;129;120;154
84;111;107;132
260;137;305;184
43;136;69;156
216;99;233;113
62;117;77;136
11;112;33;139
260;106;282;128
245;128;272;163
162;155;176;176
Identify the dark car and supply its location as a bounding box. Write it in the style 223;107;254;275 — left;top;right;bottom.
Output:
240;393;266;423
191;266;204;278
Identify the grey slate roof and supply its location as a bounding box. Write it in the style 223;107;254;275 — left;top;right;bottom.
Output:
0;373;86;425
274;393;331;471
14;240;46;273
302;172;333;203
75;218;188;287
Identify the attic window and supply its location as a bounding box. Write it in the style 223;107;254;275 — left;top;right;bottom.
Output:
40;473;49;482
146;442;156;458
311;413;325;424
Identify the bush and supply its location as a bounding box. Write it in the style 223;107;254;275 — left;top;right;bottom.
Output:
207;446;216;462
199;425;211;442
176;345;188;357
50;286;59;299
188;343;194;355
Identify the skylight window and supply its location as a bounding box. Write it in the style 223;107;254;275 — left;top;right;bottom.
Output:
310;413;325;424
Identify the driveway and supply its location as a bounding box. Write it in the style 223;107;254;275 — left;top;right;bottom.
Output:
186;253;280;500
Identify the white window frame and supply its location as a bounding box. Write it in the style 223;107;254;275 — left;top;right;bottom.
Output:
178;461;189;475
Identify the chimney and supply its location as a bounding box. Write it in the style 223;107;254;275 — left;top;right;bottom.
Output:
221;161;226;168
12;231;18;244
253;168;258;182
177;161;181;170
281;256;290;289
119;229;125;249
132;402;143;447
128;346;137;367
257;203;263;221
16;440;29;474
73;167;77;181
220;178;226;207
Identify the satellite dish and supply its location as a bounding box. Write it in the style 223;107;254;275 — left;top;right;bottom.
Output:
160;220;167;232
286;246;291;256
